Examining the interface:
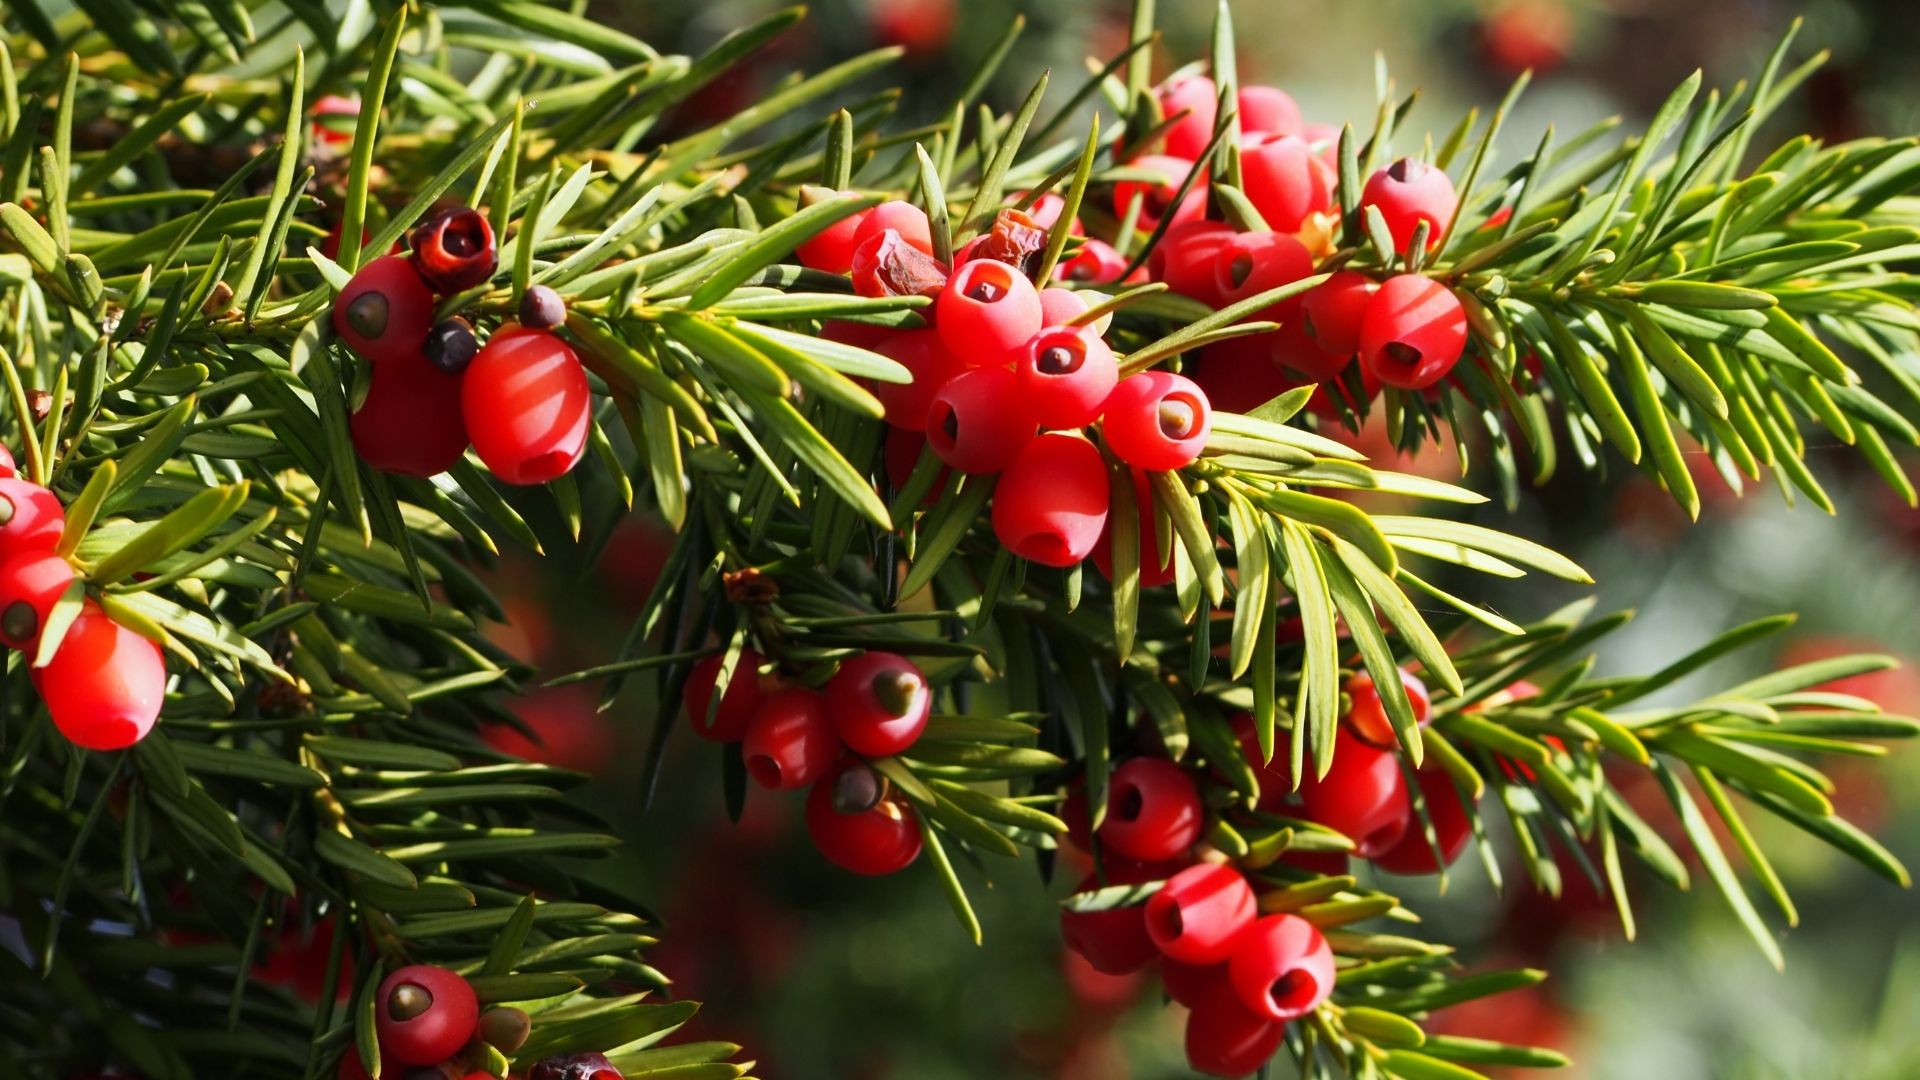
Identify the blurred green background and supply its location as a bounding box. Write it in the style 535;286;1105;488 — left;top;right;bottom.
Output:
479;2;1920;1076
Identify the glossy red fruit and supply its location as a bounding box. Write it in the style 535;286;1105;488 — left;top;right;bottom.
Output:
1150;220;1234;307
1372;765;1475;875
1187;332;1296;414
1099;757;1202;862
852;200;934;257
926;366;1036;473
335;1050;376;1080
0;550;76;649
332;255;434;365
34;602;165;751
1299;270;1380;361
1091;466;1174;588
741;688;839;790
1358;275;1469;390
410;207;498;293
1114;155;1207;231
883;426;950;504
462;325;591;484
1242;133;1336;234
1227;712;1295;812
1024;192;1085;236
1059;858;1176;975
805;758;922;875
1162;956;1224;1008
1156;75;1218;160
826;651;930;756
1344;668;1431;750
1227;913;1336;1022
1037;286;1089;327
1213;231;1315;315
1238;85;1304;137
1361;159;1458;254
991;433;1109;567
1145;862;1257;965
1101;372;1212;472
1184;975;1286;1078
936;259;1044;364
375;964;478;1066
1268;317;1349;383
0;478;66;557
685;649;766;742
794;187;870;274
1057;238;1128;285
1014;325;1118;430
872;330;966;432
350;349;470;477
1297;727;1411;858
310;94;360;146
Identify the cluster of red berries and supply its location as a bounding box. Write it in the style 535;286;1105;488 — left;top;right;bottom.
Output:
0;448;166;751
1107;77;1470;414
685;647;930;875
1056;664;1484;1076
335;964;616;1080
332;208;589;485
798;196;1216;569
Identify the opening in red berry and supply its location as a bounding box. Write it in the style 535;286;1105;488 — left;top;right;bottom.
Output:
410;207;499;294
1270;968;1318;1012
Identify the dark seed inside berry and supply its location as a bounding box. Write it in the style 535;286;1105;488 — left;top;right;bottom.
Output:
966;280;1004;303
345;291;391;339
871;669;923;718
1383;341;1424;368
520;284;566;330
1157;398;1198;440
1388;158;1415;183
1114;785;1144;822
424;317;478;376
941;407;960;442
443;225;479;258
1066;261;1093;282
1228;253;1254;289
2;600;37;642
1037;344;1081;375
832;763;884;814
0;495;13;527
387;982;433;1022
1272;970;1313;1007
478;1006;532;1053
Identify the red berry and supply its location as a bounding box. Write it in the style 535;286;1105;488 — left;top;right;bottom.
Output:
825;651;930;756
1150;220;1235;307
936;259;1044;364
0;477;66;558
1227;913;1336;1022
1238;85;1304;137
1297;727;1411;858
1187;332;1296;414
332;255;433;365
1344;667;1431;750
34;602;165;751
1372;765;1475;875
350;349;470;477
1226;712;1299;812
883;426;950;505
1114;155;1207;232
1184;974;1285;1078
1269;318;1349;383
1145;862;1257;965
410;207;498;294
1057;239;1128;285
741;688;839;790
373;965;479;1066
1241;133;1336;234
1098;757;1202;862
0;550;76;649
1014;325;1118;430
0;443;14;477
1361;158;1458;254
685;649;766;742
822;319;892;350
805;758;922;875
1161;956;1224;1007
852;200;934;258
1037;286;1089;327
1091;466;1174;588
335;1050;375;1080
1156;75;1218;159
794;187;870;274
1358;275;1468;390
1100;372;1212;472
310;94;360;147
991;433;1110;567
926;366;1037;474
1059;858;1175;975
1299;270;1380;362
871;329;966;431
1212;231;1314;314
462;325;591;485
1023;192;1084;236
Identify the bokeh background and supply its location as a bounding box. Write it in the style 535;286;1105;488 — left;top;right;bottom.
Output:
473;2;1920;1076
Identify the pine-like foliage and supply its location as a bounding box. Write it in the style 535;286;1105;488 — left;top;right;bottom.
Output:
0;1;1916;1078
